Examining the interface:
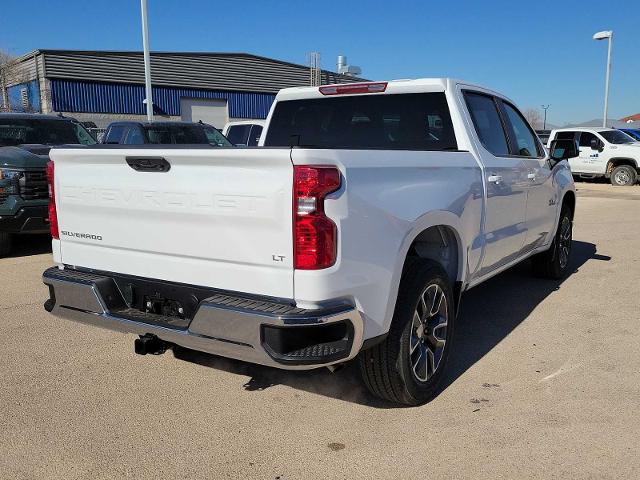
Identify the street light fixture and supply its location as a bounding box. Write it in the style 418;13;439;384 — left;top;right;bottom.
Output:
541;104;550;130
593;30;613;128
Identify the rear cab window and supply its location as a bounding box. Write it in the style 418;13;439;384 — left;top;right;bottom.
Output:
264;93;457;151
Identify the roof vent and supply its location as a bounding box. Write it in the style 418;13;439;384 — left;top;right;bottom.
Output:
336;55;362;77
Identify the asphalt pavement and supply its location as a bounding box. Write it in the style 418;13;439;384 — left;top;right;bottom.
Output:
1;181;638;479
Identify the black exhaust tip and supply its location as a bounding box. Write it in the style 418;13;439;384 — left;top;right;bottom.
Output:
134;334;168;355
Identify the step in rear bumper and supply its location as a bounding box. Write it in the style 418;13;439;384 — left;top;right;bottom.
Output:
42;267;364;370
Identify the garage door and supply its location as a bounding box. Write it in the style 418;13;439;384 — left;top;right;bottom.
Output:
180;98;228;129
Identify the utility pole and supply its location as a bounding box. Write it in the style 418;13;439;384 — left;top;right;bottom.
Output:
541;105;550;130
140;0;153;122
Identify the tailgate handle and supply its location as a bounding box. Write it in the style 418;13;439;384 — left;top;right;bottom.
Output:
126;157;171;173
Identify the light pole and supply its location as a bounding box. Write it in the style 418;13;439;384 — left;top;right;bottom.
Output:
140;0;153;122
541;104;550;130
593;30;613;128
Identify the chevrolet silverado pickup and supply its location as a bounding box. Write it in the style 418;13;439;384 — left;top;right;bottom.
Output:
0;113;96;256
43;79;578;405
547;127;640;186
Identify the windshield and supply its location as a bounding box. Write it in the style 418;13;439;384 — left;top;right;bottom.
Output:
0;118;97;147
203;126;233;147
599;130;635;144
143;124;210;144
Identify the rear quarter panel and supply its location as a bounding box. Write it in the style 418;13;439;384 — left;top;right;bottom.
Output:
291;148;484;340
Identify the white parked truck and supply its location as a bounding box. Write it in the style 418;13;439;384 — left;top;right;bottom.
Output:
43;79;578;405
547;127;640;186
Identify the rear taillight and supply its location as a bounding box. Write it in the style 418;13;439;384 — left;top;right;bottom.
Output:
319;82;387;96
293;166;341;269
46;161;59;239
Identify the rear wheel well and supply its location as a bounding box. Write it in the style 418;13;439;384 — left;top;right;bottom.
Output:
606;158;638;176
405;226;460;285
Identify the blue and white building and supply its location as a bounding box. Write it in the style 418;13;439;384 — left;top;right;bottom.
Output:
1;49;360;128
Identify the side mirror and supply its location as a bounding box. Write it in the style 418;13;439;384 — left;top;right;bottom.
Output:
549;138;579;165
590;138;600;150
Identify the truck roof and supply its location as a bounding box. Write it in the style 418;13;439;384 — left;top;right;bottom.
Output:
275;78;511;103
551;127;618;133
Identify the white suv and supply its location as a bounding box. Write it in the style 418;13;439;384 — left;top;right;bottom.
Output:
547;128;640;186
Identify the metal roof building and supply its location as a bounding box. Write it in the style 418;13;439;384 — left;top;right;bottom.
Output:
1;49;363;128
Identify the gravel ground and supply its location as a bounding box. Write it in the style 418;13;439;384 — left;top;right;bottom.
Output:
1;182;639;479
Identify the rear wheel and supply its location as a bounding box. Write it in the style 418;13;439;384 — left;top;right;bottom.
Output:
610;165;637;186
532;205;573;279
359;259;455;406
0;232;12;257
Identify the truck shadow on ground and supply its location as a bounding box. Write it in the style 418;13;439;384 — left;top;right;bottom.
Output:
7;234;52;258
173;240;609;408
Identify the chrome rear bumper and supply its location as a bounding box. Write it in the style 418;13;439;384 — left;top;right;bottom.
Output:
43;267;363;370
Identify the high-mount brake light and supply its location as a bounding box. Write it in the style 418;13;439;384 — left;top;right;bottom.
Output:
319;82;388;96
293;166;341;270
46;161;59;239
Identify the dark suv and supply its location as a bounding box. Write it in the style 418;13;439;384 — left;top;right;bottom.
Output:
102;121;232;147
0;113;96;256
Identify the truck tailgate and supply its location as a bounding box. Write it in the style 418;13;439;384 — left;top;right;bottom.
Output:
50;147;294;299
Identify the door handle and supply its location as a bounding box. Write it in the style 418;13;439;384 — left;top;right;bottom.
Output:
487;174;502;184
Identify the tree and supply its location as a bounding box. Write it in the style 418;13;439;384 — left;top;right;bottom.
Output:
523;108;542;130
0;50;14;111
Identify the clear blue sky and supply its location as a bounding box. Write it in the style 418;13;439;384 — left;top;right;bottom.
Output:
1;0;638;125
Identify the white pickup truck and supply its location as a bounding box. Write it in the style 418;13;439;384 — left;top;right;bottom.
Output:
547;127;640;186
43;79;578;405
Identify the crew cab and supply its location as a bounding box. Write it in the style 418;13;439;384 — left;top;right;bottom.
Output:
547;127;640;186
42;79;578;405
0;113;96;256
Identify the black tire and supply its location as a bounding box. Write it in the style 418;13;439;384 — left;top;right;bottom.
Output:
0;232;12;257
359;259;455;406
532;205;573;279
610;165;637;186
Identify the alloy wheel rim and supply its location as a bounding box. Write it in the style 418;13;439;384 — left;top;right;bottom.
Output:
558;216;572;269
409;284;448;383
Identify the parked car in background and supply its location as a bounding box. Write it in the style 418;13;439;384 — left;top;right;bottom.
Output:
223;120;265;146
547;127;640;186
102;121;232;147
0;113;96;256
619;128;640;142
43;78;578;405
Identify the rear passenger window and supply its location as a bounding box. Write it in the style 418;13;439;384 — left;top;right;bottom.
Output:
502;102;541;157
464;92;509;156
579;132;597;147
265;93;457;151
